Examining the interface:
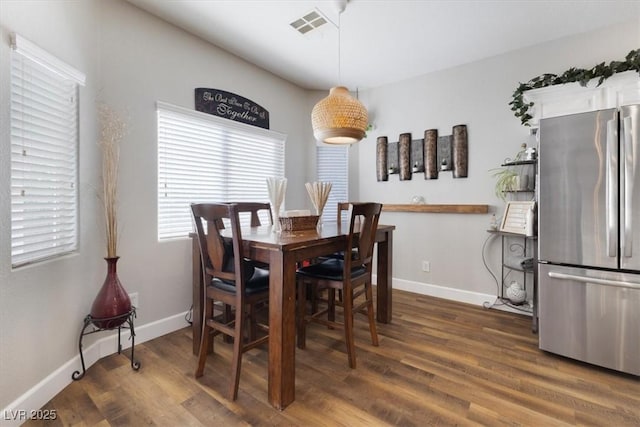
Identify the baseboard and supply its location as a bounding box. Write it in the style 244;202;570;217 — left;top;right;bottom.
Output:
1;311;190;427
375;274;496;307
373;275;533;316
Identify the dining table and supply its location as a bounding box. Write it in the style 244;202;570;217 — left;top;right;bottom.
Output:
190;222;395;410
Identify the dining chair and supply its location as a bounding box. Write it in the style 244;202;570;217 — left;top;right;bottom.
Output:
191;203;270;400
225;201;272;270
331;202;358;258
296;202;382;368
309;201;350;313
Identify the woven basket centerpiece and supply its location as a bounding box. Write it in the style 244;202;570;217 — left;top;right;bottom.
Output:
279;215;319;232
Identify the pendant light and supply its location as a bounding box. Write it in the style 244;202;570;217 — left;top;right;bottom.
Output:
311;1;368;145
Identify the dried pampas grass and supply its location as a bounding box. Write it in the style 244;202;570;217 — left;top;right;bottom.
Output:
305;181;332;216
98;104;126;258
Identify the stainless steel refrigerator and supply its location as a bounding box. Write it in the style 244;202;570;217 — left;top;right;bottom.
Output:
538;104;640;376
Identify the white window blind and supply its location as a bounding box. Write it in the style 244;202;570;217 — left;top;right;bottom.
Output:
157;102;286;240
10;34;85;268
317;145;349;223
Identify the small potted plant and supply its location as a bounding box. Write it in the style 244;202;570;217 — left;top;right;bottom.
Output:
491;168;519;200
491;143;529;200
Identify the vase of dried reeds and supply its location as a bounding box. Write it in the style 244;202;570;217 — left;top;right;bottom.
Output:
267;177;287;232
90;104;131;328
305;181;332;230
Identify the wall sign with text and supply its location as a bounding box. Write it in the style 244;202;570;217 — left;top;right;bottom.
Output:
194;88;269;129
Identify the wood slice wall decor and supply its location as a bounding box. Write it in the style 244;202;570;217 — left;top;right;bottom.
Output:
376;124;468;181
399;133;412;180
376;136;389;181
424;129;438;179
452;124;468;178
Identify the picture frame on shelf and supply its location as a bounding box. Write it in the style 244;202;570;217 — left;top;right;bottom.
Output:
500;201;535;235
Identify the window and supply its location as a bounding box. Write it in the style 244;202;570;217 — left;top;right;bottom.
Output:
316;145;349;223
10;34;85;268
157;102;286;240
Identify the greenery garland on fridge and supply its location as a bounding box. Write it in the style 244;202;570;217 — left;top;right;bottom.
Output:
510;49;640;126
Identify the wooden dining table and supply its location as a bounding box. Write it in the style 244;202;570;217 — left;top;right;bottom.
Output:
190;222;395;410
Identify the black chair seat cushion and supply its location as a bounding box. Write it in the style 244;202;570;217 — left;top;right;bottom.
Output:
211;266;269;294
325;248;358;261
297;258;365;281
222;239;269;271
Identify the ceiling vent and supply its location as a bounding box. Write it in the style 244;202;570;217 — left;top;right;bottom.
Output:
290;10;330;35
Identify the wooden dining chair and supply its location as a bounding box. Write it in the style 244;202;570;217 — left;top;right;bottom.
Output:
211;201;273;337
191;203;270;400
296;202;382;368
224;201;272;270
309;201;350;313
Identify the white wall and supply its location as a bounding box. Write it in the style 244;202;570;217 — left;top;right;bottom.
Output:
95;0;312;326
0;0;313;413
357;19;639;300
0;0;103;413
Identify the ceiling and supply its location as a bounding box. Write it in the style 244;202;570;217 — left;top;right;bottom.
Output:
125;0;639;91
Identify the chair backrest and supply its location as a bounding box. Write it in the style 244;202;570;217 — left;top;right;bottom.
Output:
345;203;383;273
232;202;273;227
191;203;249;292
337;202;350;227
213;202;272;229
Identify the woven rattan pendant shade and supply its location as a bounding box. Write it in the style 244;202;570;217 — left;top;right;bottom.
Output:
311;86;368;144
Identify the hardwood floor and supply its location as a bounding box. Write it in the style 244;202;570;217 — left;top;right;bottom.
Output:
25;290;640;426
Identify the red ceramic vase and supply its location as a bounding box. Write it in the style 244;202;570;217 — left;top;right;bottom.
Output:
90;257;132;329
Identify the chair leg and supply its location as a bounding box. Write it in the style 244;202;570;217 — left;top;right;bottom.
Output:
297;278;307;350
365;282;379;346
205;298;215;353
343;285;356;369
327;288;336;329
248;302;257;341
229;304;244;400
195;298;213;378
310;282;318;314
195;327;210;378
224;304;233;344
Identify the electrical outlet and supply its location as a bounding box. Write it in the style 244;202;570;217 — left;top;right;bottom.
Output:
129;292;139;309
422;261;430;272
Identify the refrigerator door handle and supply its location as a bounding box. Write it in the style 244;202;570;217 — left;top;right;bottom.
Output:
548;271;640;290
606;119;618;258
622;115;634;258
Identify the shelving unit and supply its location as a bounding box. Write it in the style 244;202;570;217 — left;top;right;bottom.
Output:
487;230;538;332
490;158;538;332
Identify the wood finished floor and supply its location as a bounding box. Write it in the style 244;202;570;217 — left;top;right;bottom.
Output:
25;290;640;426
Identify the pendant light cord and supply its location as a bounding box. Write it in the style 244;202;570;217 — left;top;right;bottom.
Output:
338;12;341;85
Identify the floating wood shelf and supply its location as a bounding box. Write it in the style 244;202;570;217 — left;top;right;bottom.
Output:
382;204;489;214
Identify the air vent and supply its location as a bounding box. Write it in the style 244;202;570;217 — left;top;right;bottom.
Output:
290;10;328;35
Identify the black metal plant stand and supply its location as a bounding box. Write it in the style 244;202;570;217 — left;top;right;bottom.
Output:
72;308;140;380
